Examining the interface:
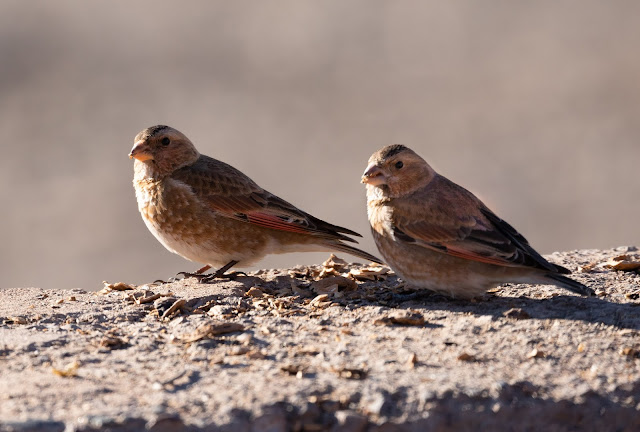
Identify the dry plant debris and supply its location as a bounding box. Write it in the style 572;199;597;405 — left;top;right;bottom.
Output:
503;308;531;320
4;316;28;325
178;321;245;343
311;276;357;294
374;311;425;326
579;253;640;273
349;266;390;281
160;298;186;320
100;281;135;294
51;360;80;378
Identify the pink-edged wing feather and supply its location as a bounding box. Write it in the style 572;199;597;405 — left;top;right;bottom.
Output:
392;175;562;273
171;155;361;242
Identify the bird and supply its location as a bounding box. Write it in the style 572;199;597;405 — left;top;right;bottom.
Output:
361;144;593;299
129;125;380;281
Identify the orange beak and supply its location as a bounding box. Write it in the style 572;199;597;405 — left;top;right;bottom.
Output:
129;140;154;161
361;164;386;186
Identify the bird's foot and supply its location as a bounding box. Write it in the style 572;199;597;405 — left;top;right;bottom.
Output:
198;270;248;283
176;260;246;283
154;264;213;285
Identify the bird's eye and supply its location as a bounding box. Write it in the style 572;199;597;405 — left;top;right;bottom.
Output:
161;137;171;146
395;161;404;169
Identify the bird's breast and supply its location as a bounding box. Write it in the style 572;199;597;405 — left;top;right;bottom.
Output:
133;178;209;245
366;199;394;238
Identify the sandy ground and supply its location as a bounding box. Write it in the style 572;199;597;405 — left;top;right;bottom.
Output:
1;247;640;431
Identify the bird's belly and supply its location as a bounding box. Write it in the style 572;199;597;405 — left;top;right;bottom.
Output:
135;183;268;267
373;233;496;298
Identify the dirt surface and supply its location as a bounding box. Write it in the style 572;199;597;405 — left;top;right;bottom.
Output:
1;248;640;431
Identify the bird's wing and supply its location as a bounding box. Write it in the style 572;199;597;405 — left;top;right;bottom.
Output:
172;156;361;242
391;175;558;272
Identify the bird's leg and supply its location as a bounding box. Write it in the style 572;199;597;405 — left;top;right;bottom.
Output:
199;260;248;282
174;261;247;283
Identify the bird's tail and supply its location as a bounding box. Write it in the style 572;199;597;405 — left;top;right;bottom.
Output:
327;242;383;265
544;273;594;296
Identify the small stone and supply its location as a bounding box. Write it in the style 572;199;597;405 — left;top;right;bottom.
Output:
503;308;530;320
332;410;368;432
374;311;424;326
527;348;545;359
620;347;640;358
457;352;479;362
407;353;418;368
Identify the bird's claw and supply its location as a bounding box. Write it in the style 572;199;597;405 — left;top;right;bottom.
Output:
199;270;248;283
174;270;248;283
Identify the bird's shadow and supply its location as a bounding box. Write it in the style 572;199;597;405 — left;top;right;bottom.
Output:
375;289;640;330
178;272;640;330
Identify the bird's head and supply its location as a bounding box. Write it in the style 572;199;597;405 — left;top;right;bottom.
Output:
361;144;435;198
130;125;200;175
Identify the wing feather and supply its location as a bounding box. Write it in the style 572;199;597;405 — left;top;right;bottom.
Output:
392;175;558;272
172;155;361;242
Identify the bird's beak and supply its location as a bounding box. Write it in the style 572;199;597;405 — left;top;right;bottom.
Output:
361;164;386;185
129;140;154;161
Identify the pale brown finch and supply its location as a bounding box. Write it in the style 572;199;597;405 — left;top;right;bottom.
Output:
130;125;380;280
362;145;593;299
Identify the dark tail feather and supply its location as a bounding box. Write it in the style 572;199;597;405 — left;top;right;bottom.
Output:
552;263;572;275
309;215;363;243
545;273;594;296
329;242;383;264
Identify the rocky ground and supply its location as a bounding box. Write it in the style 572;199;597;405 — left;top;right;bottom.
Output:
1;247;640;432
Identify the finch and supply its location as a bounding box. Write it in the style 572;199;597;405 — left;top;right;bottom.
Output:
361;144;593;299
130;125;380;279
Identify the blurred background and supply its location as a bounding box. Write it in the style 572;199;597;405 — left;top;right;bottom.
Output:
1;1;639;290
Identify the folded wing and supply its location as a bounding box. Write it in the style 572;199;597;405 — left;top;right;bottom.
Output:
172;155;362;243
392;175;564;273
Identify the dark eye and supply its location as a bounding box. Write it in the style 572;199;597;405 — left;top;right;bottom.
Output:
161;137;171;146
395;161;404;169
